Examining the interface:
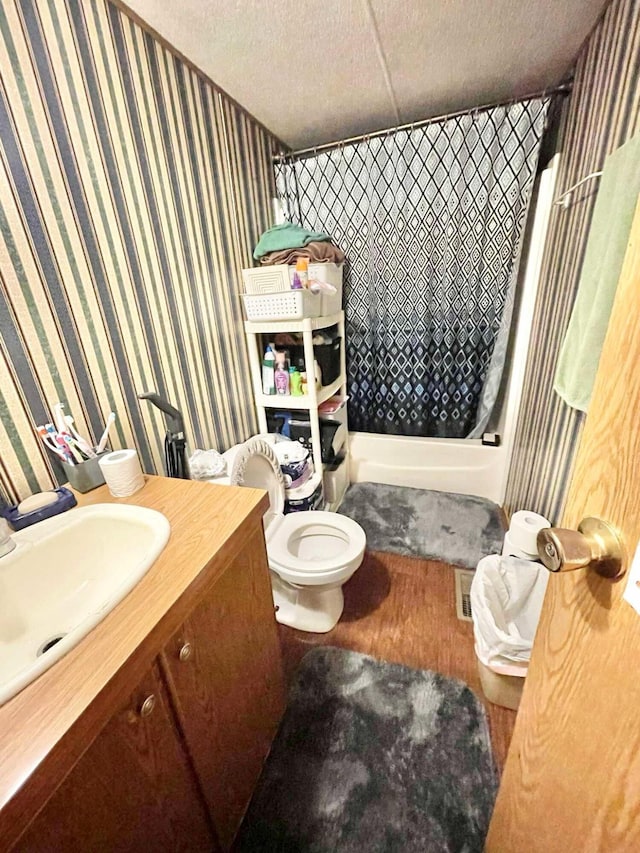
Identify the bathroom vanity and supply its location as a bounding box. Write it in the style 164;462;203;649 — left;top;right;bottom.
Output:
0;477;285;852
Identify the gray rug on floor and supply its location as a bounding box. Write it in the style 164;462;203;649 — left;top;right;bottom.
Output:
237;647;497;853
338;483;504;568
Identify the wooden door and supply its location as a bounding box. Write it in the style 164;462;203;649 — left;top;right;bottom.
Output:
160;527;285;851
15;662;214;853
487;197;640;850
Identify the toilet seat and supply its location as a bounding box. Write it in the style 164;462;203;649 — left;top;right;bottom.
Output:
223;437;284;531
268;511;365;575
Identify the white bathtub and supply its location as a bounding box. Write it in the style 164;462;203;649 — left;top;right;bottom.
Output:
349;433;507;504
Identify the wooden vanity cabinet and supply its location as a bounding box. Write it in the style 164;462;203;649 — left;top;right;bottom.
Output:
13;521;284;852
15;662;215;852
161;528;286;850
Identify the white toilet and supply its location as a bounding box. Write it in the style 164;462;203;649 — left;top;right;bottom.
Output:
213;437;366;633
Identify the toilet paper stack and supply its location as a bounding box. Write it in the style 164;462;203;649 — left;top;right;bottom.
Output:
502;510;551;561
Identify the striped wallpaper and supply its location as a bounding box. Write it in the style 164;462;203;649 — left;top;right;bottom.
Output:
504;0;640;522
0;0;279;503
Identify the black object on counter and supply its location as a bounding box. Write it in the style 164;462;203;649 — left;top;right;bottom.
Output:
138;392;189;479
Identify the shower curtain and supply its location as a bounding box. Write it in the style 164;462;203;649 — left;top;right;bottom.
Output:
275;99;549;439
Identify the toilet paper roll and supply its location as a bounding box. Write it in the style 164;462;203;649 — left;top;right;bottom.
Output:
98;448;145;497
509;510;551;555
502;531;539;561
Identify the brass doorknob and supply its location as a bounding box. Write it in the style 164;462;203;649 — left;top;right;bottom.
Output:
536;517;625;579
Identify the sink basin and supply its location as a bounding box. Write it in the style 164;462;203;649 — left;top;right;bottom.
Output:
0;504;170;706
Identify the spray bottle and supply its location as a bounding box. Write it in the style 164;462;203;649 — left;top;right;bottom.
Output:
262;345;276;395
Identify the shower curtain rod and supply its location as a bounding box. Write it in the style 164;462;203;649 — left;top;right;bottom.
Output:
275;82;572;161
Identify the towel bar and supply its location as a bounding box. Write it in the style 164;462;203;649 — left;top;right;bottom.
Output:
554;171;603;208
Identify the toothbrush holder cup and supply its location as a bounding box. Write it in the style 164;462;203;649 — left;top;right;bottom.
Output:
62;452;110;493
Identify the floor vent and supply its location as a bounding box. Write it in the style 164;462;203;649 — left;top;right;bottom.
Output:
454;569;475;622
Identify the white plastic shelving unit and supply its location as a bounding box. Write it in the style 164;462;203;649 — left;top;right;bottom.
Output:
244;310;350;510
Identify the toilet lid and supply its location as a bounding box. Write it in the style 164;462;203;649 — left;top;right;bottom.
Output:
226;438;284;528
268;511;366;574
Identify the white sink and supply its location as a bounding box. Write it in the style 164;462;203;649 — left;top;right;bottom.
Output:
0;504;170;706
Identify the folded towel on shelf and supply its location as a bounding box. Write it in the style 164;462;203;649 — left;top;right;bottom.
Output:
259;240;346;266
253;222;332;260
554;133;640;412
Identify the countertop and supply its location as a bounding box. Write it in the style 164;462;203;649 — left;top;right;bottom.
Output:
0;475;268;846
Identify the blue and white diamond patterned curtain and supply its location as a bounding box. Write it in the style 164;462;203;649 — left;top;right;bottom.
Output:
275;99;548;438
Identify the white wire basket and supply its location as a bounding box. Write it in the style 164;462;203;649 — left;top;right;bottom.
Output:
242;289;322;321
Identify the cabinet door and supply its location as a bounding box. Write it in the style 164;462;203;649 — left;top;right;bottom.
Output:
15;663;215;853
161;529;285;851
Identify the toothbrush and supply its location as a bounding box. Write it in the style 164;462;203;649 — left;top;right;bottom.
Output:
60;434;84;464
64;414;97;458
36;426;66;458
45;424;75;463
37;426;73;463
96;412;116;453
44;424;73;456
52;402;69;437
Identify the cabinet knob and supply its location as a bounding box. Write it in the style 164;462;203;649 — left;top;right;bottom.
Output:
178;642;192;662
139;694;156;717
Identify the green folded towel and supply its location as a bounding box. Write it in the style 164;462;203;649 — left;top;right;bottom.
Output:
253;222;332;260
554;134;640;412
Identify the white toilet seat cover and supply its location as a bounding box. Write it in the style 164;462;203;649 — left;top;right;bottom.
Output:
226;438;284;528
268;511;366;573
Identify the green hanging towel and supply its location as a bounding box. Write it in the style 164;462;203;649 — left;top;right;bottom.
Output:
554;134;640;412
253;222;332;260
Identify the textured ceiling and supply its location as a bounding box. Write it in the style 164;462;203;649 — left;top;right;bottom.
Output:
124;0;610;149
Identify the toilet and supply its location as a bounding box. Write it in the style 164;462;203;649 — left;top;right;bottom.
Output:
212;436;366;633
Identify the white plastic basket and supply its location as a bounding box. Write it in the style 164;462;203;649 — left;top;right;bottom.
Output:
242;265;290;294
242;263;343;315
242;289;322;321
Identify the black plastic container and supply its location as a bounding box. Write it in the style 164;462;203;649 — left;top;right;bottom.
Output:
288;336;342;387
288;418;342;463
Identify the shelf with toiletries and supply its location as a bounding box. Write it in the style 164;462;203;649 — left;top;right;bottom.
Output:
244;311;350;511
254;374;344;410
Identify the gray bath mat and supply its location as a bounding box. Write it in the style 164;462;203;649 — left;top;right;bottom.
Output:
237;647;497;853
338;482;504;568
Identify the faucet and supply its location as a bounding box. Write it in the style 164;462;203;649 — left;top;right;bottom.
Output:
0;518;16;558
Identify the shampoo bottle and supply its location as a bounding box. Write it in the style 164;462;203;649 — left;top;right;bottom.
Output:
275;363;290;395
262;345;276;395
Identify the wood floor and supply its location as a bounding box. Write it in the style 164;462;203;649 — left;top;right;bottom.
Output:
278;549;516;771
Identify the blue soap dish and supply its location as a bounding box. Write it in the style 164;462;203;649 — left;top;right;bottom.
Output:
1;487;78;531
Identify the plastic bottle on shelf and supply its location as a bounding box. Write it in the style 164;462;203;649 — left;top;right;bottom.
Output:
300;371;308;395
275;363;290;395
262;345;276;395
295;258;309;288
275;349;289;371
289;366;303;396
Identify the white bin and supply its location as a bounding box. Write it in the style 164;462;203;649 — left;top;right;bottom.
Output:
242;263;343;316
470;553;548;710
242;289;322;321
476;654;527;711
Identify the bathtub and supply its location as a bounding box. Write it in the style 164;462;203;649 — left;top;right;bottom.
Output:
349;433;508;505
